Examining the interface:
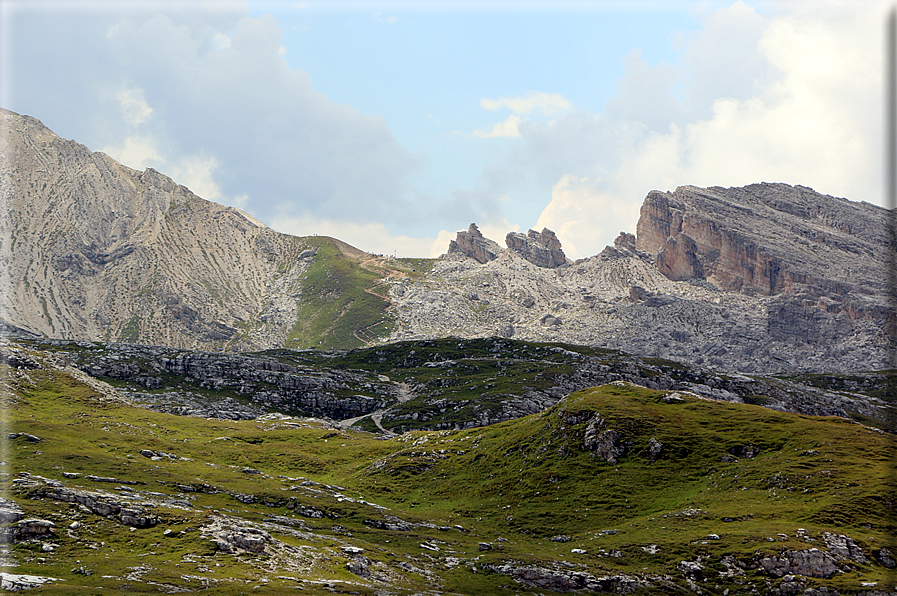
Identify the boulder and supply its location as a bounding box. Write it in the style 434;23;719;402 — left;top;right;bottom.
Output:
214;526;269;554
16;518;55;538
0;573;61;591
540;314;562;326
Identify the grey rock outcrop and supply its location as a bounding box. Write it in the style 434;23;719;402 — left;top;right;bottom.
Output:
31;483;158;528
447;224;503;264
821;532;867;563
0;498;25;525
758;548;840;578
213;525;269;554
489;562;644;593
0;573;62;592
505;228;569;268
49;340;392;420
584;417;628;465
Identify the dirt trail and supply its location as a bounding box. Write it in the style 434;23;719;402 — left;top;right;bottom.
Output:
335;382;415;435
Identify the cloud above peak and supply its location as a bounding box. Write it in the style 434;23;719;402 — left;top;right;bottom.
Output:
471;115;520;138
480;92;570;115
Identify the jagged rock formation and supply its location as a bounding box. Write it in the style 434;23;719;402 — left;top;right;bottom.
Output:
389;184;892;374
505;227;569;268
446;223;503;264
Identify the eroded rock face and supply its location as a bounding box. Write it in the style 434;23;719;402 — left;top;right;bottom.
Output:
635;183;891;311
505;228;569;268
388;183;891;375
447;224;504;264
656;233;704;281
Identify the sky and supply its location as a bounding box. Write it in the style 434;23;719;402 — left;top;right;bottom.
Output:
1;0;891;258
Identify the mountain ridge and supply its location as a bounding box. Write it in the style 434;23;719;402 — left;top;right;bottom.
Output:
1;108;893;373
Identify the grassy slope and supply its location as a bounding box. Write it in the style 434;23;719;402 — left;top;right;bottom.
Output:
1;360;895;595
286;238;395;350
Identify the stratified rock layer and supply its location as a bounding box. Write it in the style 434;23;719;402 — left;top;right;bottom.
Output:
635;183;890;300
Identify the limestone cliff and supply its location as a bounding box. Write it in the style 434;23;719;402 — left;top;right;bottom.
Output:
635;183;890;297
635;183;893;347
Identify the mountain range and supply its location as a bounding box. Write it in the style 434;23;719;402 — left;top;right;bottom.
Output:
1;108;893;374
0;108;895;595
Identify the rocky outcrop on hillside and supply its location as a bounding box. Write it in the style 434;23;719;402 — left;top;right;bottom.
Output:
505;228;569;268
388;184;892;374
447;223;503;264
30;339;395;420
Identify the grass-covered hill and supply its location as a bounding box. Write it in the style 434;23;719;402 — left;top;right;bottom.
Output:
1;347;894;594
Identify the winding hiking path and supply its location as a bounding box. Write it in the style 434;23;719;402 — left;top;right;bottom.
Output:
335;382;416;435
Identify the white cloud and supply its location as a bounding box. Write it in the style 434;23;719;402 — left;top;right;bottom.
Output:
12;10;420;229
471;115;520;138
535;175;641;260
430;229;456;258
211;32;231;52
168;155;223;201
373;12;398;24
101;135;163;171
115;88;153;126
275;213;440;258
510;1;888;259
481;92;570;115
429;218;520;258
474;219;520;246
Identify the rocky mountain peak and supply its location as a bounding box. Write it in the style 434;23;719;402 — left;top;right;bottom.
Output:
446;223;504;264
505;227;569;268
0;108;316;349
